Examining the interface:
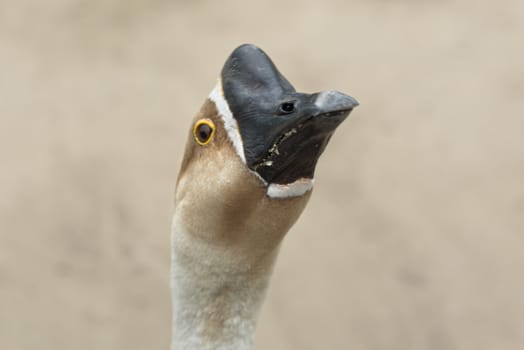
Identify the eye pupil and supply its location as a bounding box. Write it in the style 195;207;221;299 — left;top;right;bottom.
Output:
280;102;295;114
197;124;212;142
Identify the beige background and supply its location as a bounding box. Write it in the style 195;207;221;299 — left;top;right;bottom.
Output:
1;1;523;349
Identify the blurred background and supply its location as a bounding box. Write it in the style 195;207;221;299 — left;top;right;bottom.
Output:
1;0;523;349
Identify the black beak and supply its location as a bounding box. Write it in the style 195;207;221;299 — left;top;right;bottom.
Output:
220;44;359;185
251;90;358;184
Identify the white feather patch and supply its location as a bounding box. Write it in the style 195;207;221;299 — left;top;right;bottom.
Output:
267;178;314;199
208;79;246;164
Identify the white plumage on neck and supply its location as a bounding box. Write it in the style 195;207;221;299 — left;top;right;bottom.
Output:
171;212;274;350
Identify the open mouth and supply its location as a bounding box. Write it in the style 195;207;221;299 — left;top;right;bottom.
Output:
251;109;352;185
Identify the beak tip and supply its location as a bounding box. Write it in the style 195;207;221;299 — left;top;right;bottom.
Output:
349;96;360;109
315;90;360;112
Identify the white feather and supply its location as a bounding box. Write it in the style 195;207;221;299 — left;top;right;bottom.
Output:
208;80;246;164
267;178;314;198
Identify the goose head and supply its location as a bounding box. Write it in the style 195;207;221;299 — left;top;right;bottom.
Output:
175;44;358;252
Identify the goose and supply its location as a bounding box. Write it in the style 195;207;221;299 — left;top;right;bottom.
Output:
171;44;358;350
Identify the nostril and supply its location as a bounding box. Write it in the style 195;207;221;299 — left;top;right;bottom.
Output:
279;101;295;114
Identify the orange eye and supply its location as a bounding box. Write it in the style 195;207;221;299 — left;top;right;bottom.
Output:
193;119;215;146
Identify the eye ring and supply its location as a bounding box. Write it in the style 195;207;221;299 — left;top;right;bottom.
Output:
193;119;216;146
